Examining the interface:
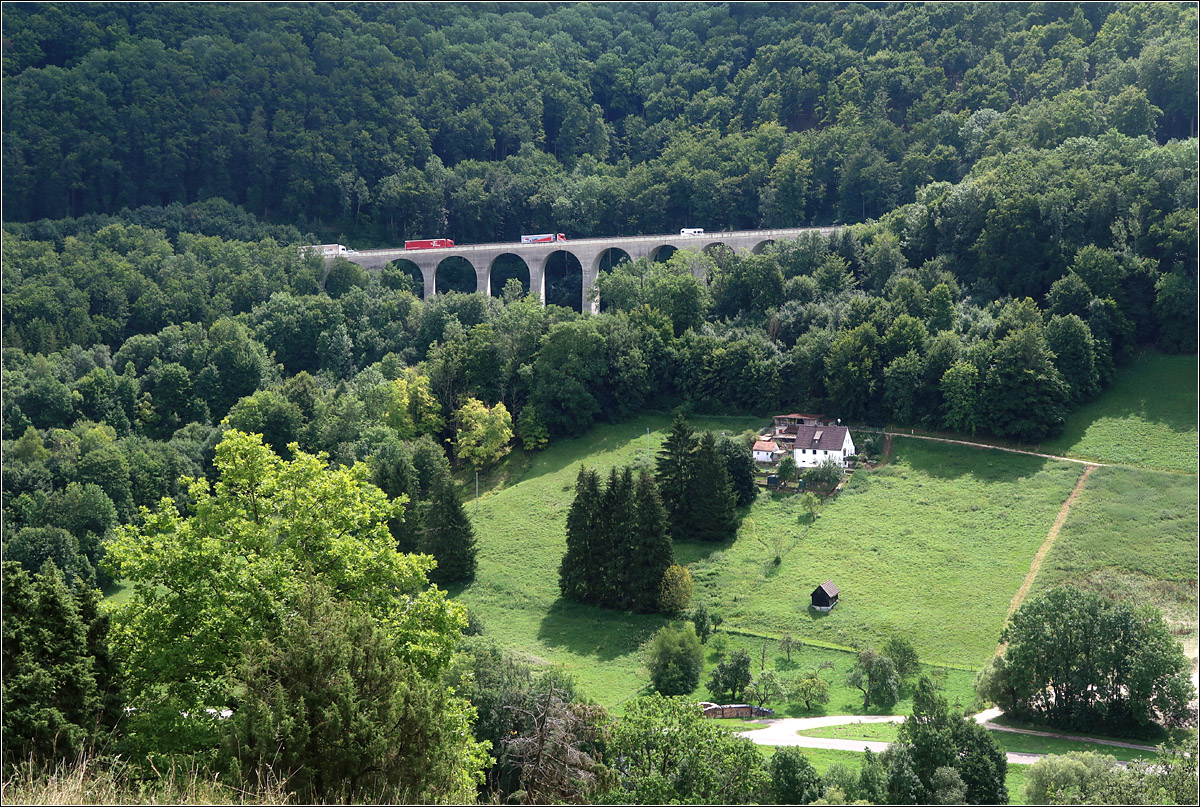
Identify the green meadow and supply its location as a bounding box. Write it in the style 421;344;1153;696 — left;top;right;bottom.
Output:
456;413;1084;708
1038;350;1198;472
1032;465;1199;658
688;441;1083;669
453;413;761;708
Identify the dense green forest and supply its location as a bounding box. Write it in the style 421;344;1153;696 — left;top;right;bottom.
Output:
2;2;1197;804
4;2;1197;239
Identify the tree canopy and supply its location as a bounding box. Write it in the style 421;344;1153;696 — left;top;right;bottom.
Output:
979;586;1195;734
103;429;471;759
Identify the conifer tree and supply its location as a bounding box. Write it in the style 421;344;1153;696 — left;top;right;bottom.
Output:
559;467;602;602
688;432;738;542
625;470;674;612
2;560;105;767
596;466;635;605
422;478;477;585
655;412;697;540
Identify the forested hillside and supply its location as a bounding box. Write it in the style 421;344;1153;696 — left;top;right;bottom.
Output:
4;2;1196;240
2;3;1197;805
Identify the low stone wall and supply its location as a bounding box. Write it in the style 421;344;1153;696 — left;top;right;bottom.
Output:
698;702;774;719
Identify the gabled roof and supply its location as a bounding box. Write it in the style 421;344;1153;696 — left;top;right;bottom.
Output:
753;440;780;452
793;424;850;451
816;580;839;597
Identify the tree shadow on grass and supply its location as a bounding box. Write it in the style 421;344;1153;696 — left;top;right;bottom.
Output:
894;438;1062;483
514;413;678;487
673;537;736;566
536;597;664;662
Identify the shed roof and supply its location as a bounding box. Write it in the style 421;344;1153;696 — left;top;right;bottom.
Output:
816;580;839;597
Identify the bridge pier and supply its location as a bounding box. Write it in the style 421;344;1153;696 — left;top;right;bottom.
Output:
529;261;547;305
474;258;491;297
420;263;437;300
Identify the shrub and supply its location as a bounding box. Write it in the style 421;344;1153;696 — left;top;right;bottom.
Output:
658;565;693;614
646;622;704;696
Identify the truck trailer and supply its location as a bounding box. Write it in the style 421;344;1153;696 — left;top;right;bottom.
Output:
520;233;566;243
405;238;455;250
301;243;351;257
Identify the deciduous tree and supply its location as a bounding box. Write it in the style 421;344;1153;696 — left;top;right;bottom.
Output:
454;397;513;471
846;649;900;711
104;430;466;757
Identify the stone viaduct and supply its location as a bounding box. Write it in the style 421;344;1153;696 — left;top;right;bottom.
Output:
339;226;840;312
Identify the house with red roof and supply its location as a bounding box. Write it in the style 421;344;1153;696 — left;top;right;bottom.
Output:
752;439;783;463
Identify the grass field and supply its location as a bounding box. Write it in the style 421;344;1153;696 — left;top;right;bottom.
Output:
1038;350;1198;472
454;412;763;708
688;440;1084;668
1032;464;1199;658
456;413;1085;708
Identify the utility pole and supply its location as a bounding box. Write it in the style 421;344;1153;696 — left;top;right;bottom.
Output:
475;470;479;514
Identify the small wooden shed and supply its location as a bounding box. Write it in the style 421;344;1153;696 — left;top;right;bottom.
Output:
811;580;839;611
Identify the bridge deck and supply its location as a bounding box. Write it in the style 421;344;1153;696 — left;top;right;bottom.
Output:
350;226;837;259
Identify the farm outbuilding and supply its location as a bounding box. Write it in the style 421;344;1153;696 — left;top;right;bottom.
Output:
811;580;839;611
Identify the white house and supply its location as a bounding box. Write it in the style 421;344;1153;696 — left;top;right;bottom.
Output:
792;424;855;469
752;439;782;464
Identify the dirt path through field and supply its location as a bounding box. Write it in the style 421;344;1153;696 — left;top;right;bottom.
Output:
993;463;1097;655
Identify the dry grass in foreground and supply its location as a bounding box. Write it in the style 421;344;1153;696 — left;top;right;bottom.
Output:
2;754;292;806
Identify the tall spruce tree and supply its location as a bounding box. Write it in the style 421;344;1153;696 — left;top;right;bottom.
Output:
597;467;635;606
422;478;477;585
688;432;739;542
625;470;674;612
560;467;602;603
655;412;697;540
2;560;106;767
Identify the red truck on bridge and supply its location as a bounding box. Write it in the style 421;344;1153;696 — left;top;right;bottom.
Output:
405;238;455;250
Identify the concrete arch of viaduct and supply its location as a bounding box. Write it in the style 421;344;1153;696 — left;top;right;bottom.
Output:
345;228;838;311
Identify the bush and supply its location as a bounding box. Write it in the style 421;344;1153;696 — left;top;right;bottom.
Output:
221;586;487;803
1023;751;1117;804
646;622;704;696
769;747;822;804
802;458;843;490
708;648;753;702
